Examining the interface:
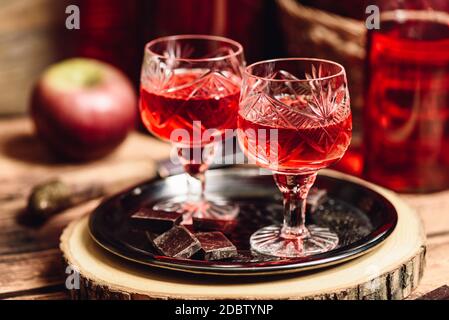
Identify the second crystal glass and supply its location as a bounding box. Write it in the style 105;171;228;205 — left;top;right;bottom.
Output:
237;58;352;257
140;35;245;222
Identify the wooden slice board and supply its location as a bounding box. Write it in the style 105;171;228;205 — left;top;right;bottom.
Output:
60;171;426;300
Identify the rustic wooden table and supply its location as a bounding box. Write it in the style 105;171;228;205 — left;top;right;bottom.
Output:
0;118;448;300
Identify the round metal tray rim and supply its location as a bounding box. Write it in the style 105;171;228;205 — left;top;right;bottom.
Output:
88;167;398;276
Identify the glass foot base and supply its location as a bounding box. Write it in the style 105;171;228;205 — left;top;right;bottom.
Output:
250;225;338;258
152;196;239;224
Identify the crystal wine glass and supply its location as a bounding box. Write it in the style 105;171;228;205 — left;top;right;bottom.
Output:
140;35;245;222
237;58;352;257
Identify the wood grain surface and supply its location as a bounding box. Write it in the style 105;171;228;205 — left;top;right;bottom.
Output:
0;118;169;299
0;118;448;299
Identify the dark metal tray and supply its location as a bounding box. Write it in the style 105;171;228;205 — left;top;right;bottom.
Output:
89;167;397;276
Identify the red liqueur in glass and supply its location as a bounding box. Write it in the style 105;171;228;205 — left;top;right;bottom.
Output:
140;69;240;146
238;96;352;174
237;58;352;258
139;35;244;221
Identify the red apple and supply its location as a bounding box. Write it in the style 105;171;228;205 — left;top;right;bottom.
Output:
30;58;137;161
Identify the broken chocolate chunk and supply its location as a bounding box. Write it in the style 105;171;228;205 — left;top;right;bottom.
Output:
152;226;201;259
195;232;238;261
306;188;327;213
130;207;182;233
192;216;237;234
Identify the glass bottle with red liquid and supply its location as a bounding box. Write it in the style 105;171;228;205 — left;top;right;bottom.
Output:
364;0;449;192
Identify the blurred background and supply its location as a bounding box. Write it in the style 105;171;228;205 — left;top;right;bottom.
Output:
1;0;448;193
0;0;284;115
0;0;366;160
0;0;368;118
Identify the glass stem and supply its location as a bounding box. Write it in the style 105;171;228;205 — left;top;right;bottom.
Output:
186;172;206;202
177;143;216;203
273;172;317;239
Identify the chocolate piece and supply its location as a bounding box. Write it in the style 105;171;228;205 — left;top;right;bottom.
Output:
130;207;182;233
192;216;237;234
416;285;449;300
195;232;238;261
306;188;327;213
153;226;201;259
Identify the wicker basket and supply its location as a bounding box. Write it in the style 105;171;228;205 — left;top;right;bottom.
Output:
276;0;366;129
